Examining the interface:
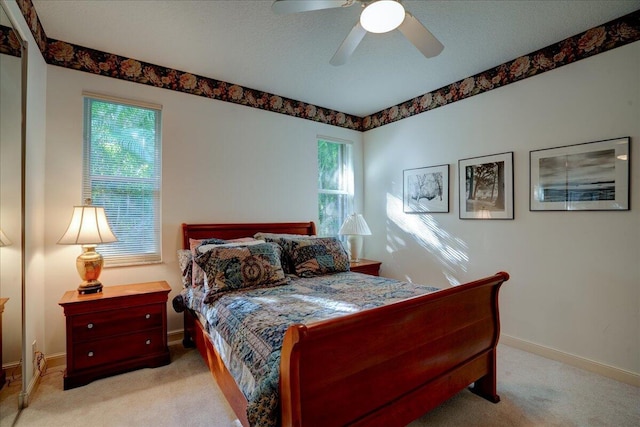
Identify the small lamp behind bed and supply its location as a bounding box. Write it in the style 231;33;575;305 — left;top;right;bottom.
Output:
339;213;371;262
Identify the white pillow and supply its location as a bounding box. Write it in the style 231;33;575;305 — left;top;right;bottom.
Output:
197;239;266;254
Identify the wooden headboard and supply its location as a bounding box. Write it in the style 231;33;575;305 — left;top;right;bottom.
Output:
181;222;316;249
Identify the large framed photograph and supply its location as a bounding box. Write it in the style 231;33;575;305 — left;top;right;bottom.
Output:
403;164;449;213
459;152;514;219
530;137;630;211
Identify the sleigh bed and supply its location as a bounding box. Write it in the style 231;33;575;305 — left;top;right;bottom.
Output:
178;221;509;427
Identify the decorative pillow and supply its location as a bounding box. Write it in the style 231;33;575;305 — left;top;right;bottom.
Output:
189;237;257;288
253;233;314;240
189;238;226;288
281;237;350;278
195;242;289;294
253;232;317;274
197;238;264;255
201;237;230;246
177;249;193;288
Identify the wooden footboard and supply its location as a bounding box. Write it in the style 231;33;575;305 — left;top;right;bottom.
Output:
280;271;509;427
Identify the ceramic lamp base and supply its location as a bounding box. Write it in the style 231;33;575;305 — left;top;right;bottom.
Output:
346;235;364;262
76;245;104;294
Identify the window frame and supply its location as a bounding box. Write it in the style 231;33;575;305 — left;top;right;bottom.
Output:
82;93;162;267
317;137;354;237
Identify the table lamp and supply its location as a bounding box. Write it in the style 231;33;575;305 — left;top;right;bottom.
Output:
339;213;371;262
58;199;117;294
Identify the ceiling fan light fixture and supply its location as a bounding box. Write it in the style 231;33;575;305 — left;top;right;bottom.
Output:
360;0;405;33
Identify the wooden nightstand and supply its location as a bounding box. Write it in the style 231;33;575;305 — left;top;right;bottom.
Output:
349;259;382;276
59;281;171;390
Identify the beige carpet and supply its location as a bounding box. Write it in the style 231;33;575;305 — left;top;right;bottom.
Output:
8;344;639;427
1;365;22;427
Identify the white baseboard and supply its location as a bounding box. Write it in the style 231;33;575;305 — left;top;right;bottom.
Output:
45;352;66;369
167;329;184;346
18;356;47;408
500;334;639;387
1;360;21;370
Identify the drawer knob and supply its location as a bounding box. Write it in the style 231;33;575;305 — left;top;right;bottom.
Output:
145;339;151;345
145;314;151;319
87;323;94;329
88;351;94;357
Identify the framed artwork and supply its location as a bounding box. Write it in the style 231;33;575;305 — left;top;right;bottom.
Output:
530;137;630;211
403;164;449;213
459;152;514;219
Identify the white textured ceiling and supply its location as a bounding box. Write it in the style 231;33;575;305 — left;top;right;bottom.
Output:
32;0;640;117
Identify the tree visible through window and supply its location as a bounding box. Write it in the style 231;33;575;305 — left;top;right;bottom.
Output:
83;96;162;266
318;139;352;237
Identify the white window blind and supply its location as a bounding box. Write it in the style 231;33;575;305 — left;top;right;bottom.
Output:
318;138;353;237
83;94;162;266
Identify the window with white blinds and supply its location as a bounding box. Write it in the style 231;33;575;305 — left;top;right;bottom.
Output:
83;94;162;266
318;138;353;237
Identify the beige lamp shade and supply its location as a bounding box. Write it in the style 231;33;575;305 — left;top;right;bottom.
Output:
339;214;372;262
58;205;117;245
0;229;11;247
58;202;117;294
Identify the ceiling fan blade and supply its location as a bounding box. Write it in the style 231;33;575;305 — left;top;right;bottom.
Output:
330;21;367;66
272;0;352;15
398;12;444;58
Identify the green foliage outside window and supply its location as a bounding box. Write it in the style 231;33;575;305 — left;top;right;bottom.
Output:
318;139;351;237
84;98;161;265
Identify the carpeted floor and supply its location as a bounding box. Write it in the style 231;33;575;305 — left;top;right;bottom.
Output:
0;365;22;427
6;343;639;427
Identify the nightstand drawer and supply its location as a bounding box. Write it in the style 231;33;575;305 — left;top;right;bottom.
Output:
72;303;163;341
72;328;165;371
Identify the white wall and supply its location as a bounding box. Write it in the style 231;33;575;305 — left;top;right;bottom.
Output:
44;65;364;356
363;42;640;377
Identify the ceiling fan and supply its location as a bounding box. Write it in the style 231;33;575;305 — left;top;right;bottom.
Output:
272;0;444;66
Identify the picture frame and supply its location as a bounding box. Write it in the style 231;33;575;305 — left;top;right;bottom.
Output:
403;164;449;213
459;152;514;219
530;137;630;211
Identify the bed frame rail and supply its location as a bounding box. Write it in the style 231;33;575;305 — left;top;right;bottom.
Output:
280;271;509;427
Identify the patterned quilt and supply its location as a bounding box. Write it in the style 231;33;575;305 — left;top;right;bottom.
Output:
181;271;439;426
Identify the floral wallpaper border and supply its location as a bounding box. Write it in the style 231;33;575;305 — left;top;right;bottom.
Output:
15;0;640;132
44;37;363;130
0;24;22;57
361;10;640;130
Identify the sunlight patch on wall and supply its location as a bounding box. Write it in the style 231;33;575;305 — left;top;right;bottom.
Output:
386;193;469;285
